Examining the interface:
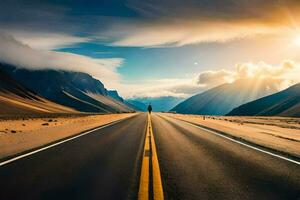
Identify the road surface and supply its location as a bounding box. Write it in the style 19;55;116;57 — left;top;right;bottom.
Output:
0;113;299;199
0;114;146;200
152;114;300;200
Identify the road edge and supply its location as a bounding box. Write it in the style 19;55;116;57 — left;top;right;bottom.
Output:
0;114;138;166
160;114;300;165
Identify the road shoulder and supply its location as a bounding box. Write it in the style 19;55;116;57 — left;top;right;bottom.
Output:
0;113;137;160
162;113;300;161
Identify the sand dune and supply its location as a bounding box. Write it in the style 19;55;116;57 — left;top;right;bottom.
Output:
87;93;133;112
1;64;134;113
0;69;76;115
0;92;77;115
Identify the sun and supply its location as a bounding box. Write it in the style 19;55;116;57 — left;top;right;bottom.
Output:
294;36;300;46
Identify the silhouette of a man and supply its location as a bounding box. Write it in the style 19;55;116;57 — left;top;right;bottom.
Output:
148;104;152;114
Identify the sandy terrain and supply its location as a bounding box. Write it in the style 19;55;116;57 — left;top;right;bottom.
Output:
0;92;77;115
0;113;137;159
88;93;133;112
164;113;300;158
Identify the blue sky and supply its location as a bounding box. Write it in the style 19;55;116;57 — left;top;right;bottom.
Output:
1;0;300;98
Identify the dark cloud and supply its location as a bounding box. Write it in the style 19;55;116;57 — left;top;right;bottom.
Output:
0;0;71;32
127;0;300;20
0;1;111;49
1;0;299;36
0;0;138;35
1;0;300;48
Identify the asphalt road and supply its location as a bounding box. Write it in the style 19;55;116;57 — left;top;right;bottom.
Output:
0;113;300;200
152;114;300;200
0;113;147;200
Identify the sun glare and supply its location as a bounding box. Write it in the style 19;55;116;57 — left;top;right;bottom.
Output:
294;36;300;46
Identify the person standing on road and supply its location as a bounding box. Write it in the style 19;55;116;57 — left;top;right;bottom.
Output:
148;104;152;114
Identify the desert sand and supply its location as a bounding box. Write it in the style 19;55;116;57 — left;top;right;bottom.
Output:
165;113;300;158
0;113;136;159
0;92;77;115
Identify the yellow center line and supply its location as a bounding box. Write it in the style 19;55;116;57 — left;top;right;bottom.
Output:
138;115;151;200
149;116;164;200
138;113;164;200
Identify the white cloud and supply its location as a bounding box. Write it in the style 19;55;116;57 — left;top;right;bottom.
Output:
197;70;235;86
119;78;202;98
123;60;299;98
0;29;90;50
13;32;89;50
109;20;283;47
98;0;300;48
0;33;122;87
236;60;296;78
197;60;298;87
0;34;298;99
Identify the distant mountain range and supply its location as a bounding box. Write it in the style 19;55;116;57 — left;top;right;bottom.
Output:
0;63;133;114
171;78;279;115
2;62;299;117
0;68;76;115
128;96;184;112
126;100;147;111
227;83;300;117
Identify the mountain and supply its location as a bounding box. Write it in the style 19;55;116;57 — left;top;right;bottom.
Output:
125;100;147;111
0;68;76;115
171;78;279;115
129;96;184;112
227;83;300;117
108;90;125;102
0;63;133;113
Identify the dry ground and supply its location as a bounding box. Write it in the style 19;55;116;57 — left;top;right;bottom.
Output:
165;113;300;158
0;92;77;115
0;113;137;159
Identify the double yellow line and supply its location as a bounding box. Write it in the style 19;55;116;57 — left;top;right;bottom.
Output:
138;114;164;200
